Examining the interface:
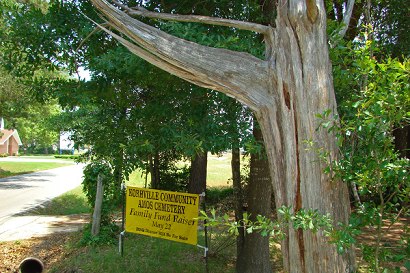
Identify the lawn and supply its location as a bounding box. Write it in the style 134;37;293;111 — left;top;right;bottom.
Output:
50;232;237;273
0;161;74;178
28;185;90;215
127;152;244;188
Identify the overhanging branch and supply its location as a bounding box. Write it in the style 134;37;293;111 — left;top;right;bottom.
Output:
111;0;272;35
91;0;272;110
102;23;238;93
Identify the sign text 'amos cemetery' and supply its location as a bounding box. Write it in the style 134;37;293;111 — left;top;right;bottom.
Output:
125;186;200;245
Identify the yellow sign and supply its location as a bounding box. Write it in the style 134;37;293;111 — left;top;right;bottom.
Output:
125;186;200;245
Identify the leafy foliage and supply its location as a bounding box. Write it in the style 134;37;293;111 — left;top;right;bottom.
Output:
198;206;334;242
82;161;117;207
330;36;410;272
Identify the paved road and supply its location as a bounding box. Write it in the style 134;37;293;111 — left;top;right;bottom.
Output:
0;164;85;226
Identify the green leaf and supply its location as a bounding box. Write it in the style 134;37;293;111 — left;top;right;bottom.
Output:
404;260;410;271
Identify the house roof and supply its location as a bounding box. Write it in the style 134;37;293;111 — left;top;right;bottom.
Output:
0;129;22;145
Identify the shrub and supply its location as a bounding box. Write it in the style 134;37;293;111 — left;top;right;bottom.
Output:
79;222;120;246
156;164;190;192
206;187;234;206
54;155;79;159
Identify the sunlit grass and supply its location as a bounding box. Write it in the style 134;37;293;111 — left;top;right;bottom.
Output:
28;186;90;215
126;168;148;187
50;232;236;273
0;161;73;178
126;152;247;189
207;153;233;187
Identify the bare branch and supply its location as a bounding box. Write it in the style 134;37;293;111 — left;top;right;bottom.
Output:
77;22;110;51
338;0;355;38
111;0;272;35
97;22;237;93
91;0;272;110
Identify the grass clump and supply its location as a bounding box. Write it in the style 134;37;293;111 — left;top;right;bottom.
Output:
0;168;12;178
79;222;120;247
50;232;235;273
206;187;234;206
29;186;90;215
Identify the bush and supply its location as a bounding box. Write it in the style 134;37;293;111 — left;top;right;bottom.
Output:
0;153;8;157
54;155;79;159
206;187;234;206
82;162;117;207
79;161;125;246
79;222;120;246
156;164;190;192
82;161;121;224
59;149;75;155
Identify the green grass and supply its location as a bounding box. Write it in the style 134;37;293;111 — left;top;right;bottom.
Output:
28;186;90;215
126;168;148;187
206;153;234;187
126;153;245;188
54;154;80;159
0;161;73;178
50;232;236;273
18;155;58;159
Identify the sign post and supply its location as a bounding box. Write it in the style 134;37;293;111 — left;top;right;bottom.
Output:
125;186;200;245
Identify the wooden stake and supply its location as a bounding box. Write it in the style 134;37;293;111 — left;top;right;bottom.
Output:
91;173;104;236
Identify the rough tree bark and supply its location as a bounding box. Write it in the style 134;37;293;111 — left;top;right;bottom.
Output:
149;151;160;189
188;151;207;194
231;145;246;269
393;126;410;159
90;0;356;272
188;91;209;194
236;123;272;273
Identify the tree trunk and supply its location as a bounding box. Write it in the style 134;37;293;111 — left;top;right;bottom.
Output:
90;1;356;271
393;125;410;159
255;3;356;271
113;164;123;205
113;147;124;205
231;145;246;268
188;150;207;194
150;152;160;189
236;123;272;273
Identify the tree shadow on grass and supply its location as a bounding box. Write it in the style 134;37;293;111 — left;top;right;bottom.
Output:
0;168;13;179
18;194;90;216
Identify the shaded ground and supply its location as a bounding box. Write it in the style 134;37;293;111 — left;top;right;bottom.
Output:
0;214;89;242
0;232;74;273
0;164;84;224
355;217;410;272
0;213;89;273
1;218;408;273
